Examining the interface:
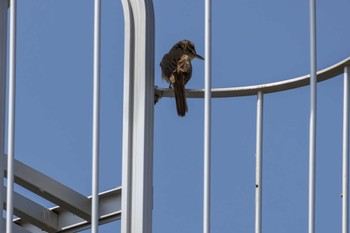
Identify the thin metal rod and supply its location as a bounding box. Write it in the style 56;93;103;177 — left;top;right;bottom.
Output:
204;0;212;232
308;0;317;232
0;0;8;231
255;91;264;233
6;0;17;232
343;66;349;233
92;0;101;232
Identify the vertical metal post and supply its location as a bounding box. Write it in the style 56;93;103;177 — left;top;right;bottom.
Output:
0;0;8;231
120;0;133;232
92;0;101;232
204;0;212;233
343;66;349;233
130;1;154;231
255;91;263;233
121;0;155;232
6;0;17;232
308;0;317;232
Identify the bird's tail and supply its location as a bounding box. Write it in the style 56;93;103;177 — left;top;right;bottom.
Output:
172;74;188;117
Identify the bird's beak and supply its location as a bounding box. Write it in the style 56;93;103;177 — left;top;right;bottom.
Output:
195;54;205;60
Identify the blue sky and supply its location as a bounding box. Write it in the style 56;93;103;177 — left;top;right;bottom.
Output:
5;0;350;232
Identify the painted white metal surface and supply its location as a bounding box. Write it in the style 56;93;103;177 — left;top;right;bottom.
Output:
2;219;32;233
120;0;133;232
204;0;212;233
255;92;263;233
92;0;102;232
121;0;155;232
0;1;349;233
308;0;317;232
13;188;121;232
2;186;58;232
3;155;121;232
3;155;91;220
7;0;17;232
343;66;349;233
0;0;8;231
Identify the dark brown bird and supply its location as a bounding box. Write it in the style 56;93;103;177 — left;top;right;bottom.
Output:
160;40;204;117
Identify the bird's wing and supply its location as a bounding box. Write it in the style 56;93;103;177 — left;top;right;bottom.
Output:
160;53;179;83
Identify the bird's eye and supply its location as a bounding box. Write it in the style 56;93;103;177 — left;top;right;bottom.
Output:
190;48;196;54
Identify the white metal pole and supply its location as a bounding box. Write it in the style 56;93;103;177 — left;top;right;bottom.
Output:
204;0;212;232
308;0;317;232
121;0;155;232
6;0;17;232
343;66;349;233
92;0;101;232
120;0;133;232
255;91;263;233
0;0;8;231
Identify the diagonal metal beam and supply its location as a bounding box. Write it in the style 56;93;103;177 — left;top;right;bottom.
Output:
2;155;91;220
55;187;122;232
2;218;32;233
2;186;58;232
13;187;121;233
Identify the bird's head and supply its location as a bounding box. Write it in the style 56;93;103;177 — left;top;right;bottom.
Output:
172;40;204;61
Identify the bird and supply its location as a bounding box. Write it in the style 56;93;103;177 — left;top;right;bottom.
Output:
160;40;204;117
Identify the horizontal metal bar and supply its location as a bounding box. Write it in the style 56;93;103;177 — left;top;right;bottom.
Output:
155;56;350;99
2;155;91;220
14;187;121;233
2;186;58;232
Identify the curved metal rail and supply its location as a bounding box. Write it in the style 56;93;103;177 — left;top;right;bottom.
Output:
155;56;350;99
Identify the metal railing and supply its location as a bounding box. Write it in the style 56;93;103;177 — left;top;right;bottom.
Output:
1;0;349;233
1;0;121;232
155;57;350;233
